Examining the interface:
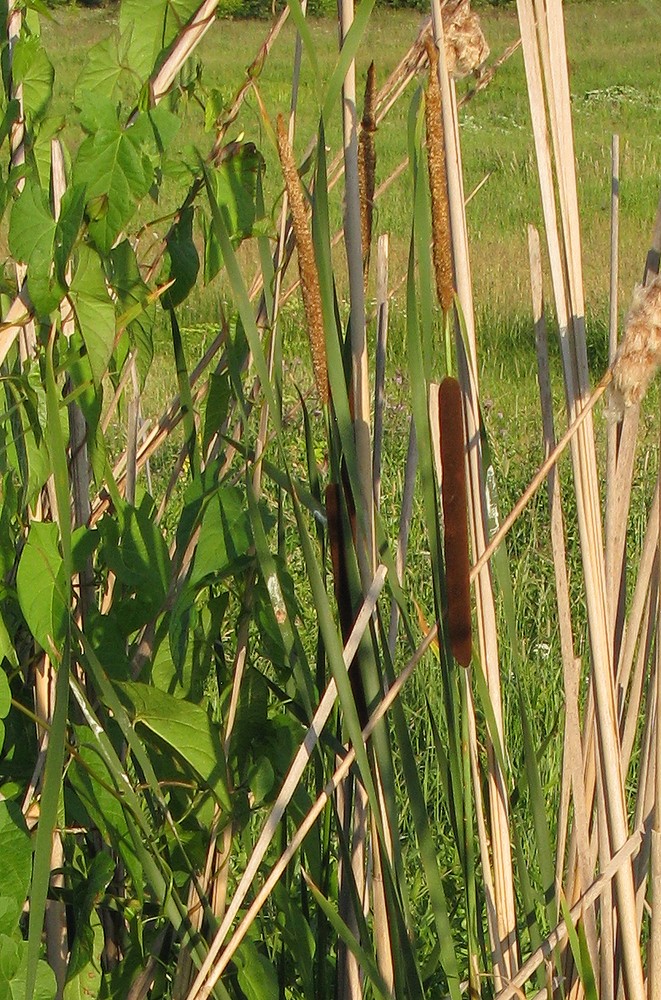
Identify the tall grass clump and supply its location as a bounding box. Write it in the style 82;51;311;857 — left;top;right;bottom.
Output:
0;0;660;998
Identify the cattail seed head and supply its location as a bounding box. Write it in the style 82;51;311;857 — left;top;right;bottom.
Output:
276;114;329;405
609;274;661;420
358;61;377;283
425;39;455;315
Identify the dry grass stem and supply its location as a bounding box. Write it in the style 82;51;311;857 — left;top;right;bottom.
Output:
276;114;329;405
425;38;454;314
610;275;661;417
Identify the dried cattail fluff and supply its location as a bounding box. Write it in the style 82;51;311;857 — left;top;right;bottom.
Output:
444;4;490;79
276;115;329;405
425;39;454;314
358;61;377;283
418;0;490;80
609;274;661;420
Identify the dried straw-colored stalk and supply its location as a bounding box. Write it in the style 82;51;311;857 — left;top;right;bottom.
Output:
358;61;377;282
648;557;661;1000
425;38;454;314
529;226;596;965
149;0;218;106
518;2;645;996
494;827;645;1000
276;114;328;405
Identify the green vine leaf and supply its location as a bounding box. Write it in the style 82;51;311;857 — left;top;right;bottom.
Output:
202;142;264;283
0;803;32;938
119;0;201;83
69;245;115;387
73;111;154;254
0;934;57;1000
16;521;67;654
117;682;231;811
106;239;155;389
12;36;54;125
161;205;199;309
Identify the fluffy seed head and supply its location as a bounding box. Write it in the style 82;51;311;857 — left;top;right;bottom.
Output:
609;274;661;419
425;39;454;314
276;114;329;405
444;5;490;80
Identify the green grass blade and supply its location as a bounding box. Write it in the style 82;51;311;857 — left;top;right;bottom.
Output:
247;476;317;718
560;893;599;1000
170;307;199;479
303;870;391;1000
322;0;377;124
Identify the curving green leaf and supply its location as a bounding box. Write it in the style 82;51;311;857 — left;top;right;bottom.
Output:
234;939;279;1000
9;181;60;316
69;245;116;387
73;116;153;254
68;730;145;900
12;36;54;124
119;0;201;84
117;681;231;811
161;205;199;309
16;521;67;654
189;485;255;586
75;33;130;104
202;143;264;283
106;239;155;389
0;803;32;938
0;934;57;1000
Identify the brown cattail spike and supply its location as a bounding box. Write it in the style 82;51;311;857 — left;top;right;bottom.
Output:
425;39;455;315
438;377;471;666
610;274;661;419
276;114;329;405
358;61;377;283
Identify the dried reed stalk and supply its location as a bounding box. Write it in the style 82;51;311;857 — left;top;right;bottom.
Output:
518;1;645;995
528;227;596;968
149;0;219;105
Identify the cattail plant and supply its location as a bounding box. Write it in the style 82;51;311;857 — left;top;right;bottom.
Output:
276;113;329;405
358;61;377;282
425;37;455;314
